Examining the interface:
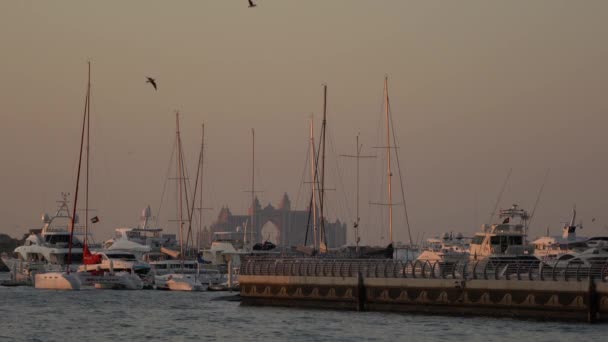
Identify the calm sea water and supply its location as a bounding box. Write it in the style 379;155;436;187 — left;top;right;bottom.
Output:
0;272;606;342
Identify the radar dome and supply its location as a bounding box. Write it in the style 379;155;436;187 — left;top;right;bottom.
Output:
141;205;152;219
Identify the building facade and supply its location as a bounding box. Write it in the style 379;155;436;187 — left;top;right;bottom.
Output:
201;193;347;248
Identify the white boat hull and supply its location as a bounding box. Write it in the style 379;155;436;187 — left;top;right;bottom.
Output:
79;272;144;290
34;272;81;290
156;274;204;291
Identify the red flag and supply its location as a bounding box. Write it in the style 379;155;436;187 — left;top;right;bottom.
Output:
83;243;102;265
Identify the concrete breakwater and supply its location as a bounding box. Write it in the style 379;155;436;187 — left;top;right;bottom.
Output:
239;257;608;322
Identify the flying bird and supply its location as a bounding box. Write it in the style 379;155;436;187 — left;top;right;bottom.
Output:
146;77;157;90
248;0;256;8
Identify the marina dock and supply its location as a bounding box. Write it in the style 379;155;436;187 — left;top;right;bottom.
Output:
239;257;608;323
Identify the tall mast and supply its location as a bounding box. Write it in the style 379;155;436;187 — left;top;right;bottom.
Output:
85;61;91;247
251;128;255;247
384;76;393;243
319;85;327;252
198;124;204;251
341;134;375;250
175;111;185;263
309;116;317;250
68;62;90;268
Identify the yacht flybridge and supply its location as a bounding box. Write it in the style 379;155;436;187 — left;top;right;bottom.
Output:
13;194;84;268
469;204;536;262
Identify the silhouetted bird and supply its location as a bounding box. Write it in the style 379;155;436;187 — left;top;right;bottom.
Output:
146;77;157;90
248;0;256;8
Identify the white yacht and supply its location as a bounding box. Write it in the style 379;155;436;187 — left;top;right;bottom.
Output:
103;206;180;256
77;250;151;289
154;273;205;291
469;204;537;263
554;246;608;267
416;232;469;264
201;231;245;267
11;194;84;268
1;194;85;289
532;207;588;261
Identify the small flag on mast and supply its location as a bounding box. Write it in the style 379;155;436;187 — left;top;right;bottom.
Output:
91;216;100;223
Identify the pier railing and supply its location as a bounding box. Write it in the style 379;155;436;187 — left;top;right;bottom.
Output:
241;257;608;282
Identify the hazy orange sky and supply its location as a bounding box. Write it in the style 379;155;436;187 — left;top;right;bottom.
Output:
2;1;608;245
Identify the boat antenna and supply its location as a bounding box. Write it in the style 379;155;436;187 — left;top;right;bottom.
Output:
527;168;551;233
488;168;512;224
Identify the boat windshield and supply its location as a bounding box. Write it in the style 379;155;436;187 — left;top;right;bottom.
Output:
107;253;136;261
471;236;484;244
44;234;71;244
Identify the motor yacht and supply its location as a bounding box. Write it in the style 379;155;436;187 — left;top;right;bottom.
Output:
77;250;151;289
416;232;469;264
469;204;538;265
532;207;588;261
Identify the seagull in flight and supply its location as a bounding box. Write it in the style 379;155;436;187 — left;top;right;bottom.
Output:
248;0;256;8
146;77;157;90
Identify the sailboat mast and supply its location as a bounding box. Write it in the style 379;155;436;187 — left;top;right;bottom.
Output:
85;61;91;246
319;85;327;250
385;76;393;243
355;134;360;248
198;124;204;251
68;62;90;267
309;116;317;250
251;128;255;247
341;134;375;250
176;112;185;263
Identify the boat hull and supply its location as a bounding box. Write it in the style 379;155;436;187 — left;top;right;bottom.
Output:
156;274;204;291
34;272;81;290
79;272;144;290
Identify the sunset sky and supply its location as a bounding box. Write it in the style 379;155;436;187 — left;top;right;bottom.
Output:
2;1;608;245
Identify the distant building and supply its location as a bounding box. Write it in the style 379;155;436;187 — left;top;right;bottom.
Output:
202;193;347;248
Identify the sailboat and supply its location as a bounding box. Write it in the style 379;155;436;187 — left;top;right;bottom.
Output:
34;64;99;290
299;85;330;255
367;76;414;259
154;112;204;291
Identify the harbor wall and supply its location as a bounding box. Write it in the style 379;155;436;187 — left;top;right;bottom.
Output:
239;258;608;322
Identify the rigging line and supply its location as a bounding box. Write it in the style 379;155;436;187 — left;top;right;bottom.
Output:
527;168;551;233
308;106;325;249
387;96;413;246
178;136;195;253
367;88;388;242
304;188;314;246
319;85;329;248
154;138;177;228
186;132;204;255
85;67;91;246
294;134;311;213
489;168;513;224
326;125;353;222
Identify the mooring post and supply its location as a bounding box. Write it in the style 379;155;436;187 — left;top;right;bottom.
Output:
228;260;233;292
357;271;366;311
588;279;598;323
